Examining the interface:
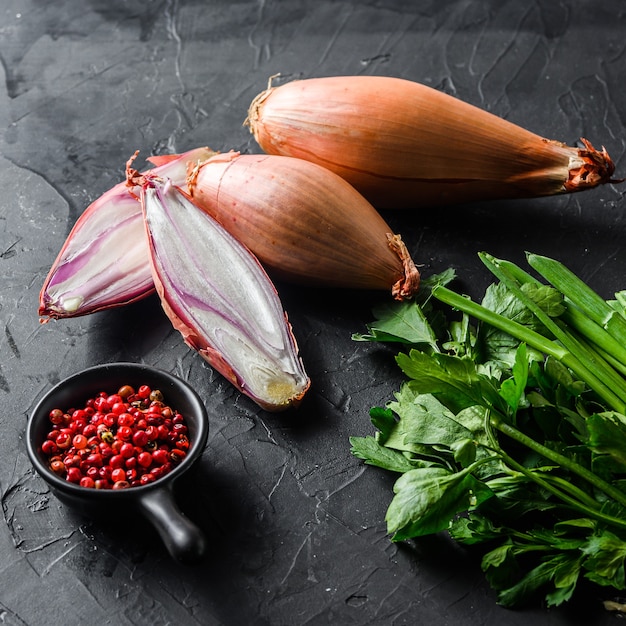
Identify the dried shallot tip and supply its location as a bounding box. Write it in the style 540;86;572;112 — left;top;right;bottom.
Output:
38;146;214;322
138;174;310;412
564;138;622;191
386;234;420;299
186;151;419;300
246;75;622;209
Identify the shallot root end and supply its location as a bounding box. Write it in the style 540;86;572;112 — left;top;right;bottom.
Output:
564;138;623;191
125;150;146;197
386;233;420;300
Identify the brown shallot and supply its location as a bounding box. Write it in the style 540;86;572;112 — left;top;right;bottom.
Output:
246;75;621;209
186;151;419;300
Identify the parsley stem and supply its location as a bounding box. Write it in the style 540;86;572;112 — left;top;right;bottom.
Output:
495;451;626;531
432;284;626;413
489;412;626;512
480;413;626;531
562;305;626;371
484;468;599;512
494;255;626;373
479;253;626;409
535;474;601;511
483;415;602;514
528;253;626;346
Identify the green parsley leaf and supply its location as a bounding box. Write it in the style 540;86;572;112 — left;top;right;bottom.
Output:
581;530;626;588
586;412;626;474
352;299;438;347
349;436;418;473
396;349;505;415
493;554;578;608
498;343;529;413
386;466;494;540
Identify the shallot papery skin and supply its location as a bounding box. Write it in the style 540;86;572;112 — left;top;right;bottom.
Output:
187;151;420;300
38;147;213;321
246;75;621;209
138;175;310;412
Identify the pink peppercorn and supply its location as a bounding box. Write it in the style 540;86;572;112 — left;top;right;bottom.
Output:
41;384;191;490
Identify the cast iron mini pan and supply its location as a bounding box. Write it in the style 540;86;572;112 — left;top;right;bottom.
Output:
27;362;209;563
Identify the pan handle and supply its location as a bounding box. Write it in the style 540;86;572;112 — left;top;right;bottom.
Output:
137;485;207;563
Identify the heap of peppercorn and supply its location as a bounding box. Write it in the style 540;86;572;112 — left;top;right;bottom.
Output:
40;384;190;489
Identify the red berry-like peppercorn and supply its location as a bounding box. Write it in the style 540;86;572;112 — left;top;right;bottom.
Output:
119;442;134;459
93;396;108;412
55;431;72;449
49;408;64;424
152;448;169;465
50;459;65;475
170;449;186;464
117;412;135;428
110;467;126;483
137;385;151;399
82;423;97;438
72;409;87;422
173;423;188;436
117;425;133;441
132;430;148;447
66;467;82;483
99;443;113;459
72;434;88;449
109;454;124;469
86;452;103;467
106;394;122;409
41;439;58;455
137;451;152;468
176;436;190;451
63;454;80;468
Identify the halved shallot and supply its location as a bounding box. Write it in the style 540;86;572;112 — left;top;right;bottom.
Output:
246;75;621;208
127;163;310;412
39;147;214;321
186;151;419;300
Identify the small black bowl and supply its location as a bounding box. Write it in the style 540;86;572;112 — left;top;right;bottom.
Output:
27;362;209;563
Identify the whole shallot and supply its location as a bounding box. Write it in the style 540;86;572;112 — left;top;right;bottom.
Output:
187;151;420;300
246;75;621;208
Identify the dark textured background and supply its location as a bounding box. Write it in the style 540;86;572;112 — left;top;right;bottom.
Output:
1;1;625;624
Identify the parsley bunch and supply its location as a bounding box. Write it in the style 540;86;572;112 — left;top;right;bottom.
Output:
351;252;626;608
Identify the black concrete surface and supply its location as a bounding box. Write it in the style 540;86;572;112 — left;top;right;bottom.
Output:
1;1;625;624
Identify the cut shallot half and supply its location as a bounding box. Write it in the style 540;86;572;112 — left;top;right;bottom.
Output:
39;147;214;321
129;164;310;412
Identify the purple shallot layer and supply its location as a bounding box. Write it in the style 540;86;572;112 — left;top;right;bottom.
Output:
39;147;214;320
